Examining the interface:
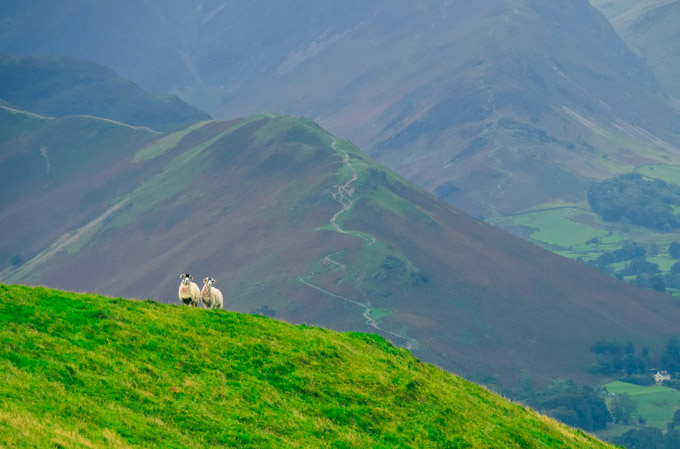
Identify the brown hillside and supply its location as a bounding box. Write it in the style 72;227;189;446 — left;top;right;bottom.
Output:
2;112;679;389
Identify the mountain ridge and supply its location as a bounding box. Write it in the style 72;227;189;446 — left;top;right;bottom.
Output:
6;3;680;292
3;1;678;218
591;0;680;101
2;99;679;389
0;55;211;132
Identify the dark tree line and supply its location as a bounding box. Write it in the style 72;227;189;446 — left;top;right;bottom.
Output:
587;174;680;231
669;242;680;259
614;426;680;449
506;336;680;441
588;241;668;292
591;241;646;267
514;378;611;432
609;392;637;425
589;340;651;381
589;337;680;385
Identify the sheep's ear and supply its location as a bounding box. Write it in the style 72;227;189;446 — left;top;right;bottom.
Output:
189;274;194;280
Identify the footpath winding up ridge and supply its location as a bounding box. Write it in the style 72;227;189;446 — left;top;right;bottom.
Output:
299;139;416;349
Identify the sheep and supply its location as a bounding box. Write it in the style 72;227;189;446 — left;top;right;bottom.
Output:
178;273;201;307
201;277;223;309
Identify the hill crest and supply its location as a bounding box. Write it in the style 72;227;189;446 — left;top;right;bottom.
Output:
0;283;614;448
0;55;211;132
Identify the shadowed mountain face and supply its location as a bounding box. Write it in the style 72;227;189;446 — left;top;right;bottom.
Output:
2;100;679;389
0;55;211;132
591;0;680;102
3;1;680;219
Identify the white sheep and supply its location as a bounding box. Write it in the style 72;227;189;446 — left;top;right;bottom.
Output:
201;277;223;309
178;273;201;307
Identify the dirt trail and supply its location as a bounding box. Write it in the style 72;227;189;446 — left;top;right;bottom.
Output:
328;144;376;245
299;138;416;350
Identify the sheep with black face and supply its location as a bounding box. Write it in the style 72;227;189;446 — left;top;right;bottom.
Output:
178;273;201;307
201;277;223;309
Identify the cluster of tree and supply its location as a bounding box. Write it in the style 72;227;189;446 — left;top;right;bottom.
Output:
613;418;680;449
516;378;611;432
588;337;680;385
587;241;667;292
634;272;667;293
669;242;680;259
623;257;660;277
595;343;680;449
589;341;651;379
661;337;680;375
634;260;680;293
606;401;680;449
503;337;680;439
587;174;680;231
609;392;638;425
591;241;647;268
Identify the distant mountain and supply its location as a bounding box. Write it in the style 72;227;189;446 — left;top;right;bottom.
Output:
2;100;679;390
0;284;615;448
0;55;211;132
591;0;680;102
2;1;679;220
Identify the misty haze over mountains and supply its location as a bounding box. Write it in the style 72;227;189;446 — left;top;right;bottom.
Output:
2;0;680;360
4;0;680;219
3;3;680;445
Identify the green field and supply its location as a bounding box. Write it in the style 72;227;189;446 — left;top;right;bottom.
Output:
490;206;626;261
489;165;680;294
495;207;622;253
604;381;680;430
0;284;614;448
637;165;680;185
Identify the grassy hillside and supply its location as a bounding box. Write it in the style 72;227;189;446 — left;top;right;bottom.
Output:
3;109;680;391
0;284;614;448
0;55;211;132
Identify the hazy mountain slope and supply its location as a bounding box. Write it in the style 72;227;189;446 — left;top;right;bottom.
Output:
359;0;680;217
2;1;679;219
0;284;615;448
2;108;679;389
0;55;211;132
591;0;680;101
0;104;160;269
0;0;375;114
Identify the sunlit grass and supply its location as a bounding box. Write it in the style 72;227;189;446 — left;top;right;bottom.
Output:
605;381;680;429
0;284;614;448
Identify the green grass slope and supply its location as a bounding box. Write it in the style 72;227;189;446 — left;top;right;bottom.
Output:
0;284;614;449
